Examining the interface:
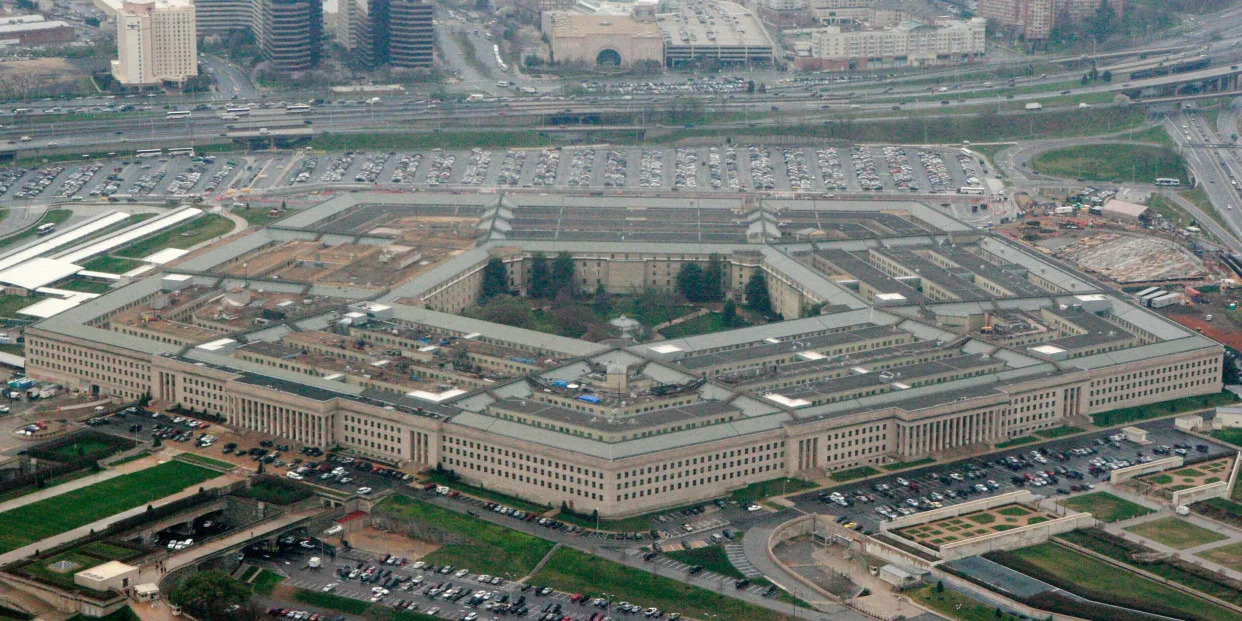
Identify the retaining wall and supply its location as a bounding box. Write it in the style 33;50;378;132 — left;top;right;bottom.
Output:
880;490;1036;531
937;512;1095;561
1110;456;1182;484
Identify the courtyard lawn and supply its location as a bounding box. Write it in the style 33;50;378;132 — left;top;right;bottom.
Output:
80;255;144;274
46;438;120;461
992;542;1238;621
530;547;797;621
116;214;234;258
1198;541;1242;572
375;495;553;577
1035;426;1085;439
1124;518;1228;550
0;461;218;554
1059;492;1153;523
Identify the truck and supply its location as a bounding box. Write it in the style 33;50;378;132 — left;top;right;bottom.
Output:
26;385;56;400
1150;293;1182;309
1054;205;1075;215
1024;102;1043;111
466;93;485;102
258;128;270;136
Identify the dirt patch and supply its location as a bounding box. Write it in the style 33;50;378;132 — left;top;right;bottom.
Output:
1167;313;1242;350
349;527;440;560
0;58;103;99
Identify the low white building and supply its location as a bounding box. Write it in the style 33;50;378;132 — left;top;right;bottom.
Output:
805;16;984;71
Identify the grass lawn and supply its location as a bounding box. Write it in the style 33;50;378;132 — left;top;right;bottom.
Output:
1120;124;1174;146
729;477;816;504
995;436;1039;449
173;453;235;470
0;468;96;504
1031;144;1187;184
47;438;119;461
0;209;71;251
51;278;114;294
1035;426;1085;439
0;294;39;319
1091;391;1239;427
829;466;879;483
1060;492;1153;523
659;313;746;339
1198;541;1242;572
1124;517;1227;550
531;547;796;621
909;584;1021;621
376;495;554;577
0;460;218;554
80;255;144;274
116;214;234;258
968;143;1011;168
994;542;1238;621
1211;427;1242;449
235;477;312;505
664;546;744;579
251;569;285;595
882;458;935;472
239;566;261;582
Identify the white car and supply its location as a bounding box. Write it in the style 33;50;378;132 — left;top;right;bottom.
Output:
357;486;373;495
322;583;337;592
747;504;762;512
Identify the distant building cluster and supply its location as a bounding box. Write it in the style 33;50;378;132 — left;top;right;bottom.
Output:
0;14;75;46
979;0;1125;40
336;0;434;68
803;16;985;71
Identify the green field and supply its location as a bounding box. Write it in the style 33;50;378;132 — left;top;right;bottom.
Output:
882;458;936;472
1125;518;1227;550
729;477;816;504
251;569;285;595
47;438;119;461
376;495;554;577
1212;427;1242;448
0;294;39;319
995;436;1039;449
992;542;1238;621
108;451;150;467
233;206;287;226
52;278;115;294
80;255;144;274
1035;426;1085;439
1091;391;1239;427
1060;492;1153;523
0;461;218;554
829;466;879;483
531;547;796;621
116;214;234;258
1031;144;1187;184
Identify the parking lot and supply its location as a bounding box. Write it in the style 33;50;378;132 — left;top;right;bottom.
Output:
269;144;980;194
0;153;242;203
264;545;712;621
792;419;1236;534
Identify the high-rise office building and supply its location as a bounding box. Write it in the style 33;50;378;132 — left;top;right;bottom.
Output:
338;0;431;68
112;0;198;85
192;0;321;70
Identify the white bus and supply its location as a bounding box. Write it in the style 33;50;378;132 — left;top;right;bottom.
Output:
136;149;163;158
958;186;985;195
225;106;251;117
167;147;195;157
285;104;311;114
36;223;56;235
166;110;191;119
1155;178;1181;187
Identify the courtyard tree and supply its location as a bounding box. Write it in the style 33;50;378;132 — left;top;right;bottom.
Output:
481;257;509;300
169;570;253;621
552;251;575;296
745;271;773;317
528;252;552;298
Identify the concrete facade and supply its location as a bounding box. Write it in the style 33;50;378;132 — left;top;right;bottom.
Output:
807;17;985;71
544;13;663;67
112;0;197;86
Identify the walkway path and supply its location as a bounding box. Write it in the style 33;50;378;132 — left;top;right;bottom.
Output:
0;451;165;515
